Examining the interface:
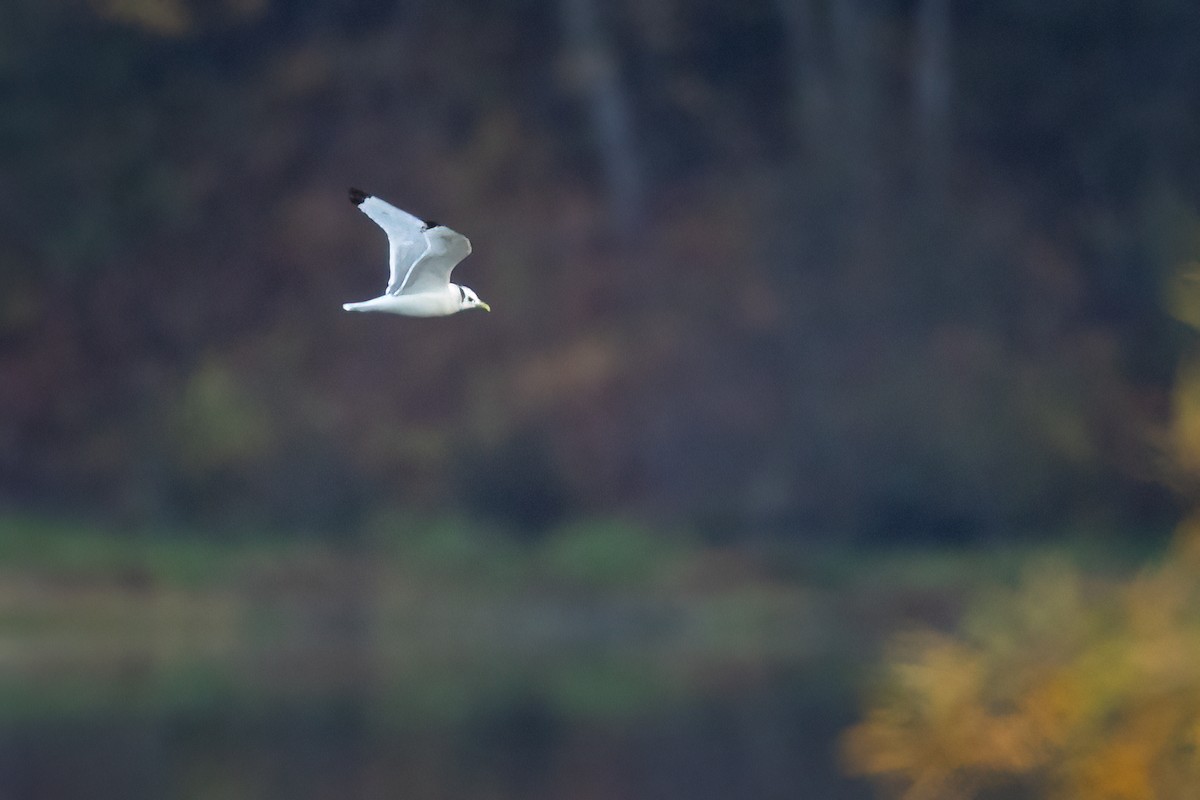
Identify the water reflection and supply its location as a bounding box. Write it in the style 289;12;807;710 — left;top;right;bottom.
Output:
0;519;890;800
0;635;872;800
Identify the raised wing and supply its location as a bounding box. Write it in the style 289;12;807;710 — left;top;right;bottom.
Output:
348;188;429;295
400;227;473;295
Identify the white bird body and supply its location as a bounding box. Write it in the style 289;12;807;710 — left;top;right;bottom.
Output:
342;285;462;316
342;188;490;316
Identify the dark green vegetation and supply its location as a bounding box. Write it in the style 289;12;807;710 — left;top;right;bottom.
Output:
0;510;1155;717
4;1;1200;543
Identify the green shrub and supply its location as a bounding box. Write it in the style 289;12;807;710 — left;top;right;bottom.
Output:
538;519;688;590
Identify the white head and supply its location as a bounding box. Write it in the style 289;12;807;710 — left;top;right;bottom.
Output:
454;284;490;312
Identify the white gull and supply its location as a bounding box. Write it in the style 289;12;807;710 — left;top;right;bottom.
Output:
342;188;490;316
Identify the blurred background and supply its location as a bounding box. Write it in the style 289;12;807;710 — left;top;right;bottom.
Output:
3;1;1200;798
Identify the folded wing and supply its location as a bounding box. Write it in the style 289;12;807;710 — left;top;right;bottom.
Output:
401;227;473;295
349;188;430;295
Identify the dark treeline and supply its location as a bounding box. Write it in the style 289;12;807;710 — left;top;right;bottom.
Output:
3;0;1199;541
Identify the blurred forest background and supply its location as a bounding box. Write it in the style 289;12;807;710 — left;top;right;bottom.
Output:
5;1;1200;798
5;0;1199;541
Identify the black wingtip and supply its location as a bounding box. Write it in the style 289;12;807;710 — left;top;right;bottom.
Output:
423;219;439;229
349;188;368;206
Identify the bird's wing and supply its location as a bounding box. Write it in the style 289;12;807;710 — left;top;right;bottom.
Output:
348;188;429;295
397;227;473;296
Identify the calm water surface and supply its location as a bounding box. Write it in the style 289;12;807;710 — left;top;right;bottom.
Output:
0;632;875;800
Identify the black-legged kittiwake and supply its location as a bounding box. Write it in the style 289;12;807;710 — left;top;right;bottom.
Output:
342;188;490;316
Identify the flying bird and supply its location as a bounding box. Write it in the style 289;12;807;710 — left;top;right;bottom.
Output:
342;188;490;316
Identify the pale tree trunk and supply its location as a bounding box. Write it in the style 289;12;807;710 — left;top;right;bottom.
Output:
828;0;875;188
911;0;958;322
559;0;643;236
913;0;952;195
776;0;884;224
776;0;834;158
771;0;891;537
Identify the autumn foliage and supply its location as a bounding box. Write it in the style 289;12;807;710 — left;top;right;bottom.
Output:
842;523;1200;799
